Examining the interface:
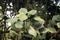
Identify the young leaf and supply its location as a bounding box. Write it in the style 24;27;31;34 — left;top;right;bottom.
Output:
15;21;23;29
34;16;45;25
28;10;37;15
6;17;18;24
19;8;27;14
28;26;37;37
16;13;28;21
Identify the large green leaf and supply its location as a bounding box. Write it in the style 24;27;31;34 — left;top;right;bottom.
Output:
28;10;37;15
28;26;37;37
16;13;28;21
52;15;60;22
18;8;27;14
34;16;45;25
15;21;23;29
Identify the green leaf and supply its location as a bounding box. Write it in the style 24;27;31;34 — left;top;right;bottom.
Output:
34;16;45;25
57;22;60;28
9;30;18;37
0;11;3;20
16;13;28;21
6;17;18;24
18;8;27;14
15;21;23;29
28;26;37;37
0;6;2;9
24;21;31;30
42;27;56;33
52;15;60;22
28;10;37;15
0;17;2;20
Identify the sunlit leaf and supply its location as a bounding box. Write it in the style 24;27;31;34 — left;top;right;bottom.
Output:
0;6;2;9
34;16;45;25
19;8;27;14
0;17;2;20
57;22;60;28
28;10;37;15
6;22;11;27
28;26;37;37
15;21;23;29
16;13;28;21
6;17;18;24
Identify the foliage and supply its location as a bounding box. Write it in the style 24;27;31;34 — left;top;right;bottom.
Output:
0;8;58;40
0;0;60;40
